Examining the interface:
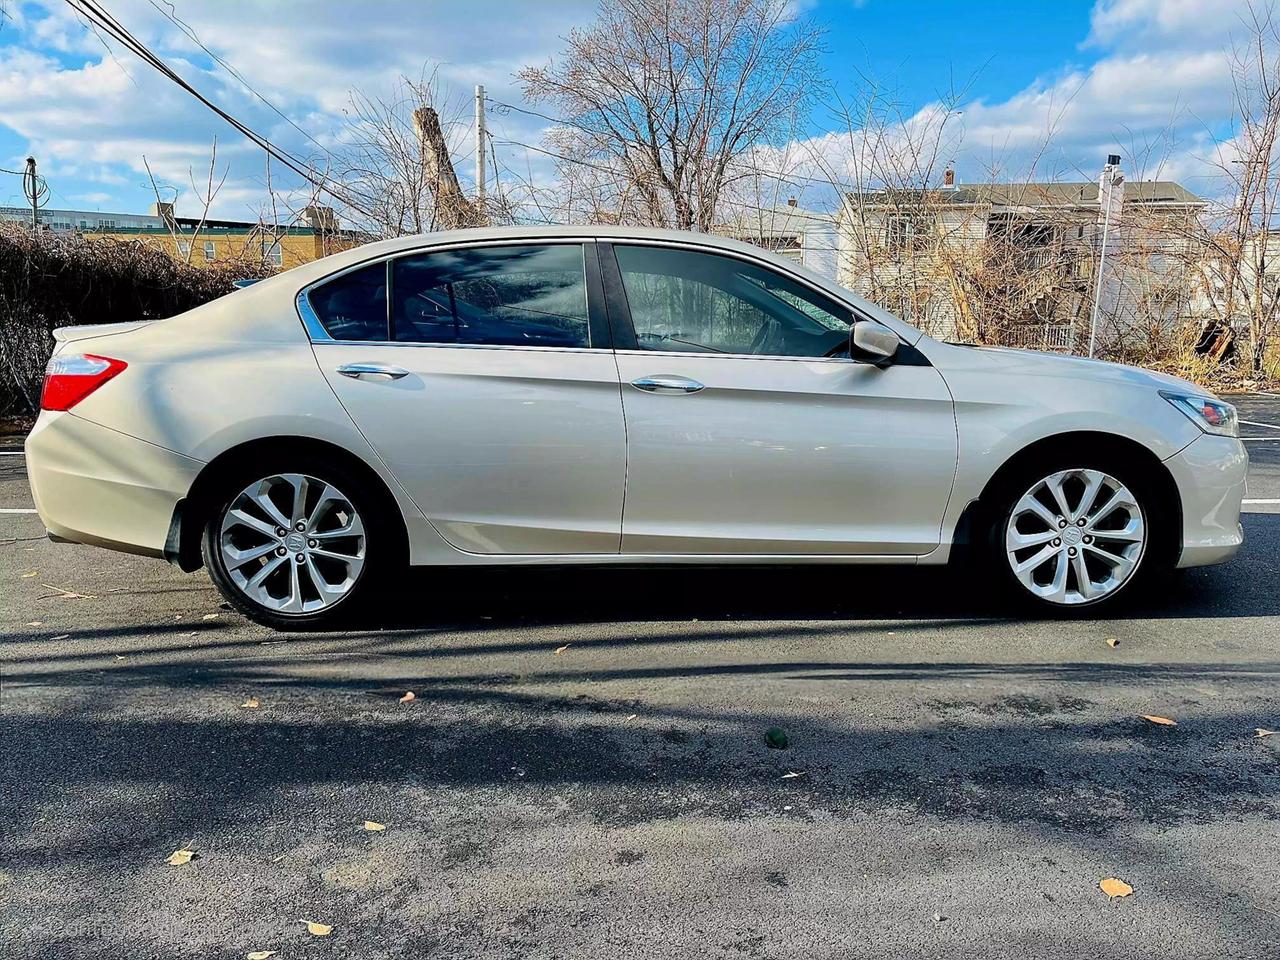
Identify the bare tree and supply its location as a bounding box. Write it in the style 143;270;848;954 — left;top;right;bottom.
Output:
143;137;228;264
1169;2;1280;380
337;71;502;238
518;0;823;230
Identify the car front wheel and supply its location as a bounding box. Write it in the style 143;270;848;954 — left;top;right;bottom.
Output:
994;461;1161;610
202;458;391;629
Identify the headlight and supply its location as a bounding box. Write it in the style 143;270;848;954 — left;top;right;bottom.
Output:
1160;391;1238;438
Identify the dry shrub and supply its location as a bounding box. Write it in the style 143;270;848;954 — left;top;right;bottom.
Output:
0;225;273;417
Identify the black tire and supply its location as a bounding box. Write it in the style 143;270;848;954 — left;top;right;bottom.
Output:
980;448;1176;614
201;453;401;629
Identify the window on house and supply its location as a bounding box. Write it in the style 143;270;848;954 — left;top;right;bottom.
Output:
261;240;283;267
177;240;191;258
203;240;216;262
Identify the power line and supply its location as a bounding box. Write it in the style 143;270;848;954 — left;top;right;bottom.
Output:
144;0;333;160
62;0;378;218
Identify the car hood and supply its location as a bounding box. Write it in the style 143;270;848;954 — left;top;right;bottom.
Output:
954;345;1213;397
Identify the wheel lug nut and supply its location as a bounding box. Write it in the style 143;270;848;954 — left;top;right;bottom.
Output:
1067;547;1077;557
1058;518;1067;528
295;553;305;563
308;539;317;548
276;527;287;537
295;521;306;531
275;546;287;556
1083;535;1093;544
1052;538;1061;547
1077;518;1086;526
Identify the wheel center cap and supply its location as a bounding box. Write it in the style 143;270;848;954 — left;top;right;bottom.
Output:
285;532;307;552
1062;526;1083;546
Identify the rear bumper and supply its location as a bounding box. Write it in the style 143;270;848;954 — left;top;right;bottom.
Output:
1163;433;1249;568
25;412;204;559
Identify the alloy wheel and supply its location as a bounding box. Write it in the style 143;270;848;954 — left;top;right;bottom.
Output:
218;473;366;614
1004;468;1145;606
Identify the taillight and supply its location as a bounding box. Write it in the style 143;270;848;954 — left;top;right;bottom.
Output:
40;354;128;411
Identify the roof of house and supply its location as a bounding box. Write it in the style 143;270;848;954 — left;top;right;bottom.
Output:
717;204;835;240
847;180;1202;209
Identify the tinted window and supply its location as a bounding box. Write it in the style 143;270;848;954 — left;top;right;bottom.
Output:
614;245;850;358
392;244;589;348
308;262;387;341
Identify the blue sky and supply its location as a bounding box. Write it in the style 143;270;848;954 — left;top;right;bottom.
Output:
0;0;1250;222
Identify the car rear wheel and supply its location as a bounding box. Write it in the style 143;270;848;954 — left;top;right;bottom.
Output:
202;457;393;628
988;456;1167;611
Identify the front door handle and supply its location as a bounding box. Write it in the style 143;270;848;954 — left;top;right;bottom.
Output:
631;375;705;395
336;363;410;381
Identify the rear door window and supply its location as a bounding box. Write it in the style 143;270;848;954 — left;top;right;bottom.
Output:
391;244;590;348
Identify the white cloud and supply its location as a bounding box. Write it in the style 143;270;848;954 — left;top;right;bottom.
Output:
0;0;1264;220
0;0;591;219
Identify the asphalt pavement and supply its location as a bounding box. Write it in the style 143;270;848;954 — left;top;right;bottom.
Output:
2;395;1279;959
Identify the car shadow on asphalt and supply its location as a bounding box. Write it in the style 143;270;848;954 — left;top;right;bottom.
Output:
358;512;1280;631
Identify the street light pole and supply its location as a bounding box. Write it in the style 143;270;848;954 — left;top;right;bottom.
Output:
475;85;486;215
1088;155;1123;358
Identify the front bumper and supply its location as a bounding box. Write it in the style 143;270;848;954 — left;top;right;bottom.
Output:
1163;432;1249;568
26;412;204;559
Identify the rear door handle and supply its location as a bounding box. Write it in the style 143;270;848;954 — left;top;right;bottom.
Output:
336;363;410;381
630;375;704;395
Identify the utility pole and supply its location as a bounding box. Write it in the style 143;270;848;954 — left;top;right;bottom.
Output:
24;157;38;232
474;84;486;214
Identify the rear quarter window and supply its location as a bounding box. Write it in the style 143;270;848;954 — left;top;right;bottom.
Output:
308;262;387;341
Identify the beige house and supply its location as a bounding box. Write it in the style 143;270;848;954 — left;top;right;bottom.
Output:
716;199;839;280
835;174;1204;350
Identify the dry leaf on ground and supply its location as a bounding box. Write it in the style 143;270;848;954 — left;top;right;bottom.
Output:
303;920;332;936
26;621;42;626
246;952;277;960
398;691;415;703
1255;728;1276;738
241;698;260;709
202;613;219;620
554;643;571;655
20;571;36;578
1106;638;1119;648
1099;877;1133;899
363;820;386;831
1142;715;1177;726
781;771;806;779
166;848;194;866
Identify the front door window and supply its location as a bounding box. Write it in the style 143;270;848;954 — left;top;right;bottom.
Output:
613;244;850;358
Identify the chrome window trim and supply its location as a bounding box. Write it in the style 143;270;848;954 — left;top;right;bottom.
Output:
612;348;855;364
312;339;605;356
294;232;916;364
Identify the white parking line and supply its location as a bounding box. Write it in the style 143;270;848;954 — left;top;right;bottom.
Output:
1241;420;1280;431
1244;499;1280;505
0;451;25;456
0;508;37;514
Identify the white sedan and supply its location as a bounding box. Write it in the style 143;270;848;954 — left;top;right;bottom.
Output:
26;227;1247;628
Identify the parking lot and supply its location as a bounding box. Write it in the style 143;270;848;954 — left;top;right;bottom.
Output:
2;394;1279;959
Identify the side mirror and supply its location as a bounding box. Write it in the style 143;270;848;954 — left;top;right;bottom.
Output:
850;319;900;364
